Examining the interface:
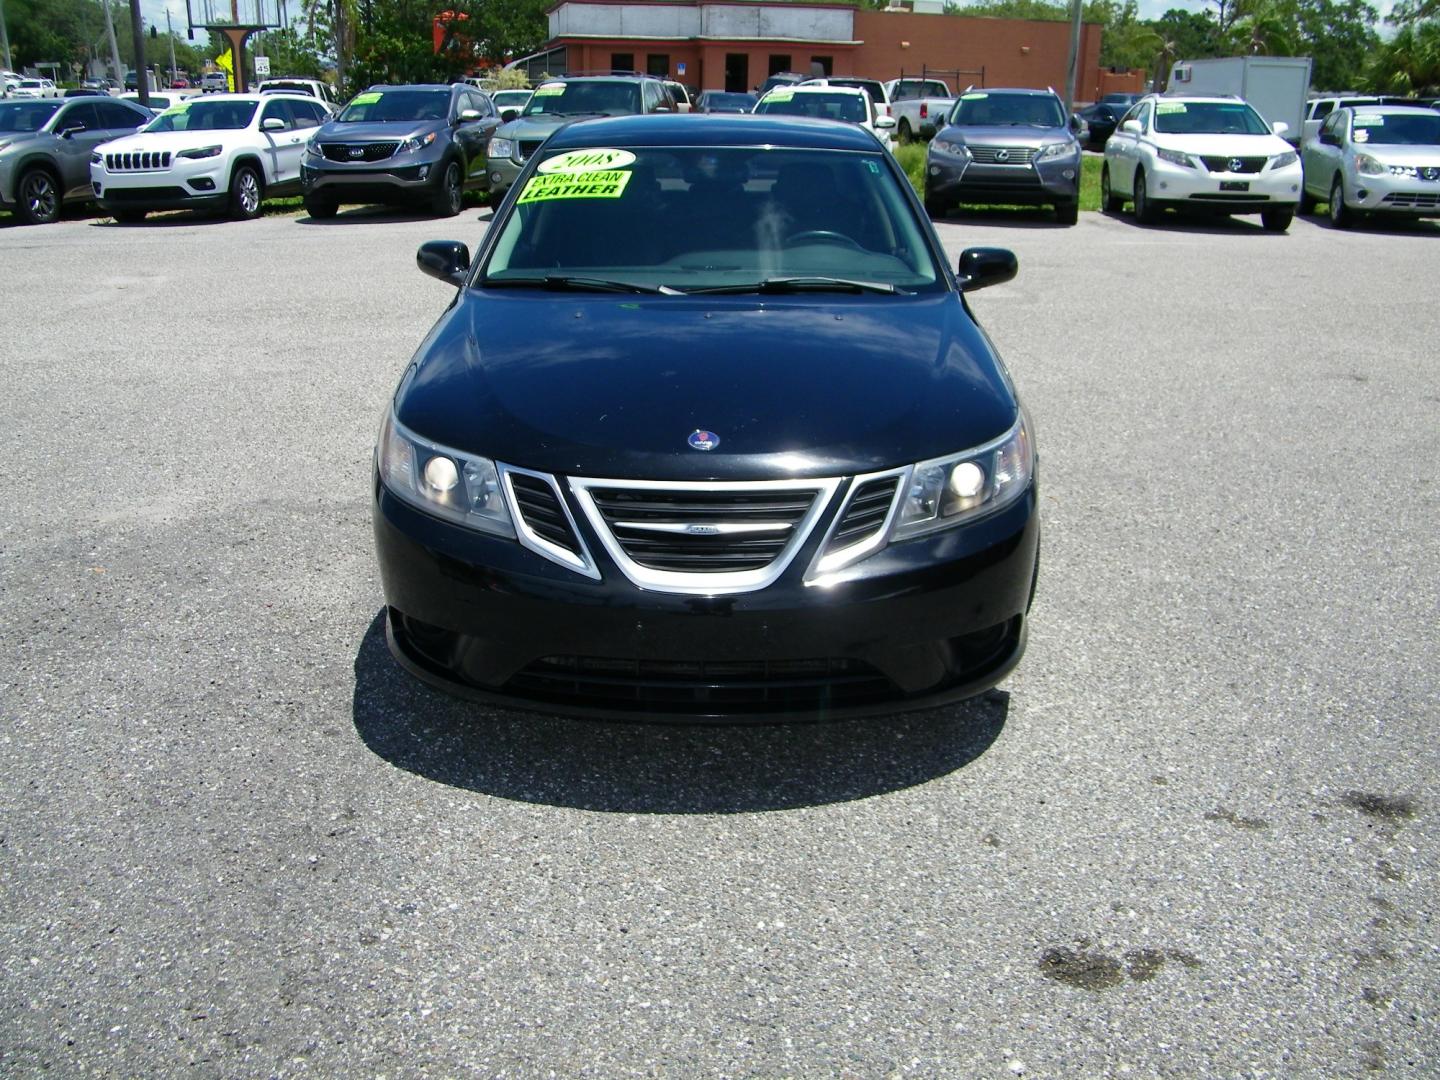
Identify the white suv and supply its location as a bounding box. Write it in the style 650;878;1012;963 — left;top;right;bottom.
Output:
1101;94;1303;232
91;92;330;222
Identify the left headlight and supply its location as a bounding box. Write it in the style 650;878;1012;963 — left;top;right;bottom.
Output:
177;145;222;160
1157;147;1199;169
305;140;326;158
377;411;515;537
894;416;1033;541
90;151;103;165
1036;141;1076;162
1268;150;1299;169
929;138;967;158
488;137;515;159
1355;153;1386;176
401;131;437;153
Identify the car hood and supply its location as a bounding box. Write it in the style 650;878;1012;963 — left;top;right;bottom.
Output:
316;120;443;142
1353;144;1440;165
395;292;1018;481
98;128;249;150
939;124;1074;149
494;113;605;141
0;131;54;153
1152;132;1290;156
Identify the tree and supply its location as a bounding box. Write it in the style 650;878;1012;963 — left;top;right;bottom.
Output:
1363;19;1440;93
1288;0;1379;89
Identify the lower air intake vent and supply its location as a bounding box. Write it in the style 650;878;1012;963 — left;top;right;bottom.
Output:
509;473;578;554
830;476;899;548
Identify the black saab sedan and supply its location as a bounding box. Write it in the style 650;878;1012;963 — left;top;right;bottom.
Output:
374;114;1039;720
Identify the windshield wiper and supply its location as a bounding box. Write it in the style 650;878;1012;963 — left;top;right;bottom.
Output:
686;276;906;296
484;275;681;295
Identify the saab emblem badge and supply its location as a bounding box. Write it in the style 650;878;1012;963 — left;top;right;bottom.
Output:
688;430;720;451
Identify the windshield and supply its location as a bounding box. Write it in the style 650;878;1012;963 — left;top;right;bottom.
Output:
0;101;61;131
522;81;642;118
1351;111;1440;145
1154;101;1269;135
823;80;886;107
145;98;258;131
892;80;949;101
261;81;317;96
338;89;448;123
702;93;756;111
949;92;1065;127
482;146;940;292
493;91;531;107
756;91;867;124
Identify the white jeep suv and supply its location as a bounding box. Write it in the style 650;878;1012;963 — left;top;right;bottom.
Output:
90;92;329;222
1101;94;1303;232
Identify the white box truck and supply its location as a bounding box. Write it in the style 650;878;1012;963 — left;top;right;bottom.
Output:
1167;56;1312;144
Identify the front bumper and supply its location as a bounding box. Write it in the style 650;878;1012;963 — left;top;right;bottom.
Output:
1343;167;1440;216
374;476;1040;721
487;152;525;194
1145;157;1302;213
301;151;447;200
90;154;231;211
926;152;1082;206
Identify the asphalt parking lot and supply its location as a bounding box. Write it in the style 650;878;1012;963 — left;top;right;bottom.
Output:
2;204;1436;1077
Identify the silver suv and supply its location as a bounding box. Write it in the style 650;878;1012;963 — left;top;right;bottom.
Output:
923;88;1084;225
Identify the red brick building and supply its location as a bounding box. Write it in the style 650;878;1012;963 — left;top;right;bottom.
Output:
530;1;1138;102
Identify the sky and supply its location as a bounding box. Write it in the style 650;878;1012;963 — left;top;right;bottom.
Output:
136;0;301;48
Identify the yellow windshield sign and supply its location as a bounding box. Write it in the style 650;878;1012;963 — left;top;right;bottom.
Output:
765;89;795;103
538;148;637;175
518;171;633;204
351;91;382;106
532;84;566;97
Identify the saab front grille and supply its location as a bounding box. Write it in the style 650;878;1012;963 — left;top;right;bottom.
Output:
506;655;898;714
106;151;172;171
509;474;579;554
1200;156;1266;174
829;476;899;549
517;140;543;162
591;488;816;573
967;145;1036;165
320;142;399;162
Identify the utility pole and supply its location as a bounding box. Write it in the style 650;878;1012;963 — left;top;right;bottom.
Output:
0;0;13;74
167;8;178;83
129;0;149;106
104;0;124;86
1062;0;1084;114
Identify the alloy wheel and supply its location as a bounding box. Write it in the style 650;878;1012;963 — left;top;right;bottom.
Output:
21;171;59;224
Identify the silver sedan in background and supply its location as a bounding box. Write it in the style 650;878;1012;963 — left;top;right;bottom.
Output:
1302;105;1440;227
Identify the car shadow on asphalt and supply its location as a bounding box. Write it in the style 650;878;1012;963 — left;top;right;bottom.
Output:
931;207;1071;229
298;202;495;226
350;610;1008;813
1097;207;1282;235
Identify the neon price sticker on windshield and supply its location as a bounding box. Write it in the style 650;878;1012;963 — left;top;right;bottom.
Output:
351;92;382;105
538;148;637;175
518;170;633;204
961;92;988;100
532;84;566;97
765;89;795;103
1156;102;1187;114
1353;114;1384;126
160;102;191;116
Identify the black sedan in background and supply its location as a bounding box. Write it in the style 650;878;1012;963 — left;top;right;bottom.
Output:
375;115;1039;720
1077;101;1128;149
695;91;757;114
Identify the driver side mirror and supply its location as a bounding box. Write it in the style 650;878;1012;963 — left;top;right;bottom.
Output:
500;108;519;122
1070;114;1083;133
417;240;471;287
1271;120;1289;136
874;115;897;130
456;108;481;123
957;247;1018;293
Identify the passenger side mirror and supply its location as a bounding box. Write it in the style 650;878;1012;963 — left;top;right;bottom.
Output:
457;108;481;123
1070;114;1083;133
956;247;1018;293
874;115;897;130
1319;129;1340;146
1271;120;1289;136
417;240;471;287
260;116;286;132
1120;119;1141;134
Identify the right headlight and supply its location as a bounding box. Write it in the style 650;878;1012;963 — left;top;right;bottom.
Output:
893;417;1033;541
488;137;515;159
377;411;514;537
929;138;967;158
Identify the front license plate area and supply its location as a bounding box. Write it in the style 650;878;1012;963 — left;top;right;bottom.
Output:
1220;180;1250;192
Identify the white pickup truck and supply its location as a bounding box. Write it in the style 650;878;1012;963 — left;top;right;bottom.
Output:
883;78;955;143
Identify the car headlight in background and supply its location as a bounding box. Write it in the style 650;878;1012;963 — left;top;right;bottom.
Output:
1035;141;1076;161
305;140;325;158
1355;153;1386;176
894;417;1033;540
90;151;102;165
1157;147;1199;169
488;137;514;159
929;138;967;158
1268;150;1299;169
401;131;437;154
177;145;222;160
378;412;515;537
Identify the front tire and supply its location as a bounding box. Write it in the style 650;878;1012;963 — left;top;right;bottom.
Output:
898;120;914;145
1329;175;1356;229
112;208;147;224
1299;187;1318;214
431;160;463;218
1261;208;1293;233
1100;165;1123;212
229;163;263;220
15;167;61;225
1133;169;1160;225
924;193;950;220
304;194;338;220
